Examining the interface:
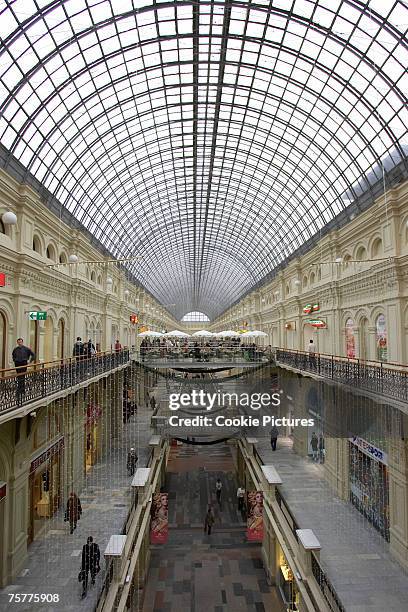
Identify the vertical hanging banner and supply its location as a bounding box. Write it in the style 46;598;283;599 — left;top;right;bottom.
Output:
150;492;169;544
246;491;264;541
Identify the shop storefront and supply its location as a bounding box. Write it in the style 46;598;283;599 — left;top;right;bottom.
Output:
278;547;300;611
85;403;102;471
345;318;356;358
375;314;388;362
349;435;389;541
28;437;64;543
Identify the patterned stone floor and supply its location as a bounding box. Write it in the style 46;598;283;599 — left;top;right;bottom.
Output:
141;444;285;612
0;407;153;612
257;437;408;612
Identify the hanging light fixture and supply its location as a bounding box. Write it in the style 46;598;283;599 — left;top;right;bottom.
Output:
68;254;78;263
124;289;130;297
2;211;17;225
106;277;113;287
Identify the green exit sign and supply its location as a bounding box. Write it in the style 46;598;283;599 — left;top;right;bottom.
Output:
28;311;47;320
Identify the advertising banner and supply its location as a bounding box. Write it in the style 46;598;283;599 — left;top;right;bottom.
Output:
246;491;263;541
150;492;169;544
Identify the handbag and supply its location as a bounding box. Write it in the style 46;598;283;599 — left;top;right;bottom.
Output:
78;570;85;582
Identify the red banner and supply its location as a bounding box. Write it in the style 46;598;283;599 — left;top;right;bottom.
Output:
246;491;263;541
150;492;169;544
86;403;102;426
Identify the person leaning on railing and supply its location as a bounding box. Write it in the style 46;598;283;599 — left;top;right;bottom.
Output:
12;338;35;396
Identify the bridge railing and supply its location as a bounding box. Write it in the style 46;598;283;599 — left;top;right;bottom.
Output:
135;344;271;364
275;348;408;403
0;349;130;414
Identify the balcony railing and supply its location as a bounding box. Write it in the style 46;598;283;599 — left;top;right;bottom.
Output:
275;348;408;403
0;349;130;414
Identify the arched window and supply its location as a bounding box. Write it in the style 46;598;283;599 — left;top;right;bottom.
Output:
0;220;5;235
375;314;387;362
371;238;383;258
356;245;367;261
59;252;67;264
302;275;308;288
90;271;96;282
32;235;42;254
46;244;56;260
97;275;102;285
310;272;315;285
181;311;210;322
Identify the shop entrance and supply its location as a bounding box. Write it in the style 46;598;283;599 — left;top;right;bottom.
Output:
85;426;98;471
28;440;63;543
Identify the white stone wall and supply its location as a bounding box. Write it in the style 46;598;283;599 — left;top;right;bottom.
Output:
212;181;408;364
0;168;179;368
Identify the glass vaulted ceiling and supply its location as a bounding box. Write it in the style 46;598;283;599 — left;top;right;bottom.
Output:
0;1;407;320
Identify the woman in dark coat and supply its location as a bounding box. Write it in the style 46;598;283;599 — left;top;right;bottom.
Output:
65;492;82;534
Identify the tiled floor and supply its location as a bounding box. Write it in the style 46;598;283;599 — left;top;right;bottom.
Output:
141;444;285;612
0;407;153;612
257;437;408;612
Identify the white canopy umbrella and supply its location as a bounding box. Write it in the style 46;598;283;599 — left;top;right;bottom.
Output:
164;330;191;337
217;330;240;337
192;330;214;337
242;330;268;337
138;330;163;337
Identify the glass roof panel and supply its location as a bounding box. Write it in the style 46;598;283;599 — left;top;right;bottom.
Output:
0;0;407;319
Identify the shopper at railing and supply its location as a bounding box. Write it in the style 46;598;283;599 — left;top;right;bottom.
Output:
12;337;35;397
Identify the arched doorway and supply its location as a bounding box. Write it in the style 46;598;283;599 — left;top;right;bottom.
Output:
0;312;6;370
57;319;65;360
44;317;54;363
359;317;369;360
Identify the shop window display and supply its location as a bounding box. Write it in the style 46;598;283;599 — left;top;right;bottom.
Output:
349;438;389;541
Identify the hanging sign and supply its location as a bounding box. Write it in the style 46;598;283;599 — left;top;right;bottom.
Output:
349;436;388;465
130;313;138;324
312;303;320;312
86;403;102;426
0;273;6;287
30;438;64;473
28;311;47;320
303;303;319;315
308;319;326;328
246;491;263;541
150;492;169;543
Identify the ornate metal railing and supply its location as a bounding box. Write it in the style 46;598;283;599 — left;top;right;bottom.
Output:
311;552;346;612
275;349;408;403
0;349;130;414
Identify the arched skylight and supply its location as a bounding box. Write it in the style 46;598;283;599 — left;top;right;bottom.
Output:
181;311;210;322
0;1;407;319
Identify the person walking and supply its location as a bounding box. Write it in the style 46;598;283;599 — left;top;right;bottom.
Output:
308;338;316;369
270;425;279;451
65;492;82;534
127;447;138;475
319;434;325;464
114;339;122;352
215;478;222;506
12;338;35;397
204;505;215;535
80;536;100;598
237;486;245;513
150;395;156;411
310;432;319;461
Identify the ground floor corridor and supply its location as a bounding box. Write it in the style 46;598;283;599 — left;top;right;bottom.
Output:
141;444;285;612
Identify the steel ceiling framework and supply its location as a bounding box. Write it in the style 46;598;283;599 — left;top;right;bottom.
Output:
0;0;407;320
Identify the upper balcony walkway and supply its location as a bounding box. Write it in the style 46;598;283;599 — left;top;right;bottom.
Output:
275;348;408;407
132;345;269;371
0;349;130;423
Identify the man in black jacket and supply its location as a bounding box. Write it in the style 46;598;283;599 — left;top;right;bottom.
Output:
81;536;100;598
12;338;35;396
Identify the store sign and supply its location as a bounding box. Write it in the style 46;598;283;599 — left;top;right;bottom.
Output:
0;273;6;287
86;403;102;426
0;481;6;501
28;311;47;321
130;313;138;324
30;438;64;473
285;321;296;330
349;436;388;465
